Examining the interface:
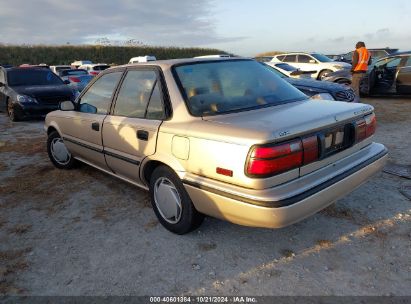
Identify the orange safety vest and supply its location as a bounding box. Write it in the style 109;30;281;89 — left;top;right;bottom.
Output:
353;47;370;72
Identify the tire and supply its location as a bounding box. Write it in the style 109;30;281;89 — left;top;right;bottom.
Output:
149;166;204;234
7;101;21;122
318;69;333;80
47;131;77;169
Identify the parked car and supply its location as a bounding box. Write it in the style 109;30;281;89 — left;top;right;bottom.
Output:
44;58;387;234
263;61;316;79
129;56;157;63
50;65;72;75
273;52;351;79
58;69;88;81
78;63;110;76
322;52;411;96
71;60;93;69
262;63;358;102
62;74;93;94
0;67;74;121
337;48;399;64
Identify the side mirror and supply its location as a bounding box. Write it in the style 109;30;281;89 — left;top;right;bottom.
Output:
59;100;75;111
63;80;70;85
309;59;317;64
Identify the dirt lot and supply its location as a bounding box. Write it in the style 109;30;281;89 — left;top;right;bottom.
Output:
0;97;410;296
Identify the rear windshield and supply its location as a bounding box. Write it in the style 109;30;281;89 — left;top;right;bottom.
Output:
7;69;64;86
60;69;88;76
55;66;71;72
173;60;306;116
93;65;110;71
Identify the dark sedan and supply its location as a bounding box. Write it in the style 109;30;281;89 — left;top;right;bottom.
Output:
263;63;358;102
322;52;411;96
0;67;74;121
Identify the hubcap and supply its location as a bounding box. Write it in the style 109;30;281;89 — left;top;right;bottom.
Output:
50;138;71;165
153;177;182;224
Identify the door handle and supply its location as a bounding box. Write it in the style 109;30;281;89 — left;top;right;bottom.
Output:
137;130;149;141
91;122;100;131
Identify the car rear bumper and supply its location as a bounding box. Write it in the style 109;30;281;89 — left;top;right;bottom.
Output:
184;143;387;228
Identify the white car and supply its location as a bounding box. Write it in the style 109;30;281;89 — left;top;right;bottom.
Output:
78;63;110;76
129;56;157;63
272;53;351;79
49;65;71;75
264;61;315;79
71;60;93;69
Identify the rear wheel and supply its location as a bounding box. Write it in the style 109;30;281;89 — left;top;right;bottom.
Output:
47;131;77;169
149;166;204;234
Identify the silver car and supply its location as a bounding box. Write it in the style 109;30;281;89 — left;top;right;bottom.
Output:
45;58;387;234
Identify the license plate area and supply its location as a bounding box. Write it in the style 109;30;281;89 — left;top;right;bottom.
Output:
319;123;355;159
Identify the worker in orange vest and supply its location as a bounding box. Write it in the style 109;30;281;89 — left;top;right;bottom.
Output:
351;41;372;97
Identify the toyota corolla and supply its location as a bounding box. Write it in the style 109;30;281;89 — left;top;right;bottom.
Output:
44;58;387;234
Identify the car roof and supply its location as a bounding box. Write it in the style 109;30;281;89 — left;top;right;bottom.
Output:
114;57;251;70
4;67;52;72
389;50;411;56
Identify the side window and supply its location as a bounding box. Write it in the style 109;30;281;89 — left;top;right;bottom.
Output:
276;55;285;62
113;70;165;119
283;55;297;63
79;72;122;114
298;55;311;63
404;56;411;67
386;57;402;69
146;82;166;120
0;70;4;83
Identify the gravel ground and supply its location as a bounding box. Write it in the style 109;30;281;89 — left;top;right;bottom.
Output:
0;97;410;296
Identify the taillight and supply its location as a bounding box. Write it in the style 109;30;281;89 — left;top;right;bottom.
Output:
68;76;80;83
90;71;99;76
247;140;303;177
356;113;376;142
302;135;319;165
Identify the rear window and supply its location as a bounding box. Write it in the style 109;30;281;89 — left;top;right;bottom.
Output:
7;69;64;86
173;60;306;117
60;69;88;76
93;65;110;71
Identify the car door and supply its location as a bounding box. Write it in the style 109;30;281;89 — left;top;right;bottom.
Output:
59;70;124;169
396;56;411;94
102;68;168;184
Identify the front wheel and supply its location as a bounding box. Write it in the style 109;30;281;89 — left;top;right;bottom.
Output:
47;131;77;169
149;166;204;234
7;101;21;122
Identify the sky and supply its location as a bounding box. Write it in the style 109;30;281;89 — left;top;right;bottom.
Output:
0;0;410;56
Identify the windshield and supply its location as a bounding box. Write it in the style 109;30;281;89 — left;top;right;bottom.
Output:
60;69;88;76
7;69;64;86
311;53;333;62
261;63;287;78
173;60;306;116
